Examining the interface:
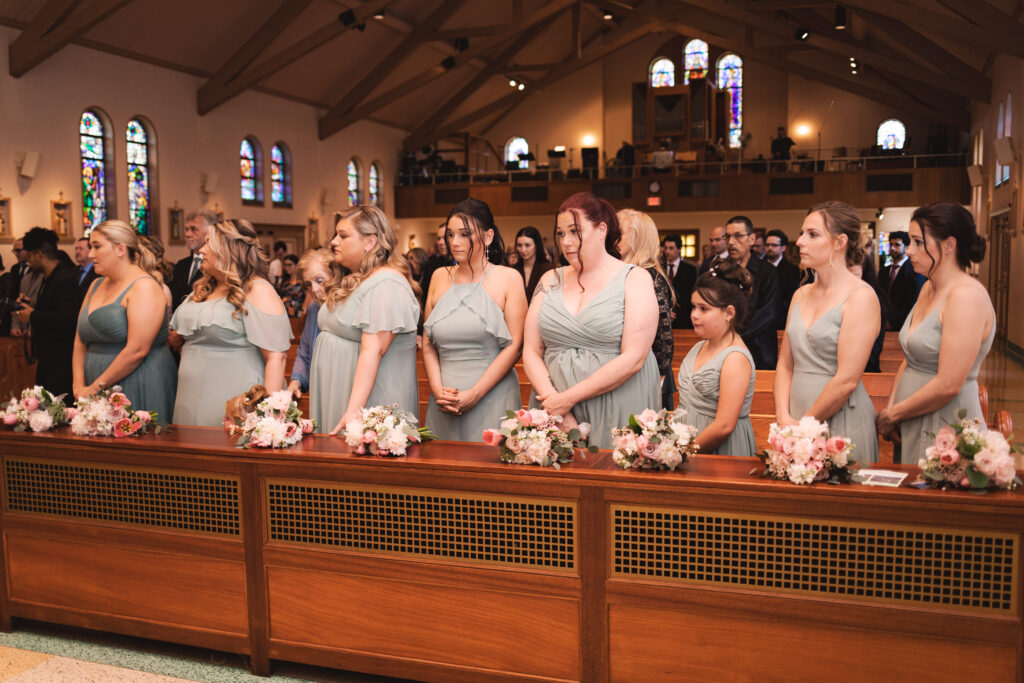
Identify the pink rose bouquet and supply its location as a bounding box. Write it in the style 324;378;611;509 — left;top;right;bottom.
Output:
1;385;69;433
229;389;315;448
759;417;856;485
483;409;595;469
344;404;435;456
611;408;699;471
71;385;161;437
920;412;1021;491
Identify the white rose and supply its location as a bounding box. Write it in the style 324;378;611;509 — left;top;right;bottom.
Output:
266;390;292;412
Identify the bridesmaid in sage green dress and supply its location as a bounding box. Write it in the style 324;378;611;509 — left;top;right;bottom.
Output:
775;202;880;463
523;192;659;450
876;202;995;463
170;219;291;427
310;206;421;435
72;220;177;420
423;199;526;441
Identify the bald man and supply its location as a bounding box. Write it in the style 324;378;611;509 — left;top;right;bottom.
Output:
699;226;728;274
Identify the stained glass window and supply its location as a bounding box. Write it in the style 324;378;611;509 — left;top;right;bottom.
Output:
683;40;708;85
649;58;675;88
270;143;291;207
716;54;743;148
347;159;360;206
505;136;529;170
241;137;263;203
369;162;380;206
80;110;107;233
125;119;150;234
877;119;906;151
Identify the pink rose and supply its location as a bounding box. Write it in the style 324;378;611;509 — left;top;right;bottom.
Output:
768;434;784;451
516;409;533;426
934;426;956;453
362;430;376;444
636;435;650;451
21;397;39;412
66;407;78;420
135;410;151;423
825;437;847;455
960;477;970;488
354;444;366;454
3;413;18;426
637;409;659;427
482;429;502;446
939;449;960;465
284;422;299;439
812;437;827;455
529;409;549;427
299;419;314;434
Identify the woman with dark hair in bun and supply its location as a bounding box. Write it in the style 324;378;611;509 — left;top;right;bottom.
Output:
513;226;552;305
677;262;757;456
877;201;994;462
774;201;880;462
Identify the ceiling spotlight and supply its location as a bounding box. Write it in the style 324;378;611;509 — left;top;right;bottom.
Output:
851;68;859;75
849;56;856;63
509;79;517;87
795;28;809;40
373;10;385;20
518;83;525;91
602;8;613;20
835;6;847;30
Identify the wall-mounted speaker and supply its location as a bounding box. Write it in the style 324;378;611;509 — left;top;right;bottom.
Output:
202;172;219;194
993;137;1016;166
19;150;40;178
321;187;337;205
966;164;984;187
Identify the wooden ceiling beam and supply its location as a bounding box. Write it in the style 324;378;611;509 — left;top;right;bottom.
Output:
9;0;133;77
418;25;510;40
934;0;1024;28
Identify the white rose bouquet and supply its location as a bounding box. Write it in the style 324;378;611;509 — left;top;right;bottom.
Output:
229;389;315;448
70;385;161;437
611;408;699;471
920;411;1021;491
1;385;69;433
759;416;856;485
483;408;596;469
344;405;435;456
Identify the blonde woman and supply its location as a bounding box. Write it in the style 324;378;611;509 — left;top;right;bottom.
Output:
72;220;177;419
310;206;421;434
287;249;336;398
170;219;291;426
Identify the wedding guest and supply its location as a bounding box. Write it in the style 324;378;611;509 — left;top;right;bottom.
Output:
774;202;880;462
619;209;675;410
660;233;696;329
677;262;756;456
724;216;779;369
310;207;420;434
74;236;98;294
170;219;291;427
850;261;887;373
879;231;919;330
72;220;176;420
523;192;659;450
423;199;525;440
268;241;287;289
139;234;175;311
698;226;727;274
10;236;43;337
877;202;994;463
287;249;335;399
512;226;552;305
764;229;801;329
405;247;428;286
277;254;304;317
170;209;216;310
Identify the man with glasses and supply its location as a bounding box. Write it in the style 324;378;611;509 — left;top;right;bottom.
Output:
764;229;801;329
724;216;779;369
8;236;43;337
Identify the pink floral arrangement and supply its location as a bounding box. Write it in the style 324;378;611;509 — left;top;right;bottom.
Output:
920;412;1021;490
344;404;434;456
759;417;856;485
229;390;315;448
611;408;699;471
483;409;595;469
1;386;69;432
70;385;161;437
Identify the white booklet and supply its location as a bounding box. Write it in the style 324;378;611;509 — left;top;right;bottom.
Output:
856;469;909;487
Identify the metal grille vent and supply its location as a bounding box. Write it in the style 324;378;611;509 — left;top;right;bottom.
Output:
267;481;576;571
4;458;240;536
612;506;1017;613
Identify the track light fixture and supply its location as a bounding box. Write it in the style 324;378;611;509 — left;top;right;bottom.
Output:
518;83;525;91
876;207;885;220
373;10;385;20
509;79;517;87
602;8;613;20
795;28;809;40
834;6;847;30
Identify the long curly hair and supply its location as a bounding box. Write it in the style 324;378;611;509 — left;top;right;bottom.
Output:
190;218;269;318
91;219;162;283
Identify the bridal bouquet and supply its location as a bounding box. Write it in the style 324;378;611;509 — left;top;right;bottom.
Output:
1;385;69;432
759;417;856;485
919;412;1021;491
344;404;435;456
70;386;161;437
229;389;315;449
611;408;699;471
483;409;596;469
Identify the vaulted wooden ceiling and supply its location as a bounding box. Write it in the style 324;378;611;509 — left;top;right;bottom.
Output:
2;0;1020;144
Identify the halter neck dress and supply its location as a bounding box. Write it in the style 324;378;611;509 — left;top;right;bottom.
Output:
676;341;756;457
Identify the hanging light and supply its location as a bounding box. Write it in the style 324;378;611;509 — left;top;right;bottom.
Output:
835;6;847;30
795;28;809;40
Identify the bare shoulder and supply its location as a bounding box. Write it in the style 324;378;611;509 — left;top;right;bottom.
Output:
245;278;287;313
490;264;521;284
946;276;992;309
538;266;561;288
625;265;655;289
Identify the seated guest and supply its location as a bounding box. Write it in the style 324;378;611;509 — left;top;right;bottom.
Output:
774;202;880;462
677;262;756;456
660;233;696;330
513;226;552;305
877;202;994;463
423;199;525;441
170;219;291;427
764;229;801;329
880;230;919;331
74;236;98;294
170;209;216;310
619;209;676;410
286;249;335;399
277;254;304;317
724;216;779;369
523;192;659;450
72;221;177;420
310;207;420;435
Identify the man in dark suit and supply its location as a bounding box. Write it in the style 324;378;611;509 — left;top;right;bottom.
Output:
73;236;98;294
13;228;82;400
660;234;697;329
698;225;728;274
879;231;919;331
170;209;217;310
725;216;779;369
764;229;801;329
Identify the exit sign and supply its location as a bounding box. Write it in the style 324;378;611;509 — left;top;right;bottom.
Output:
646;196;661;207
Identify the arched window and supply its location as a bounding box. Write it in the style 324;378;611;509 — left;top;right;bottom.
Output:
877;119;906;151
1003;92;1012;184
126;118;153;234
504;136;529;170
716;54;743;148
649;57;675;88
270;142;292;208
683;39;708;85
240;137;263;204
347;159;361;206
80;109;112;233
996;102;1005;186
369;162;381;206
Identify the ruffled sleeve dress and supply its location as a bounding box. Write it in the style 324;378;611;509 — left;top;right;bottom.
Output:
676;341;756;457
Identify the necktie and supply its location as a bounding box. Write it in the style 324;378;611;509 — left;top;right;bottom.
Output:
669;262;676;279
78;266;87;285
188;255;202;285
889;263;898;289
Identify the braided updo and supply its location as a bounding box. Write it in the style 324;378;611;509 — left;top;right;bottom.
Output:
694;259;754;333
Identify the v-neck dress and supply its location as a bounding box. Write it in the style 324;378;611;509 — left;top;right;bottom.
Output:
534;265;659;450
893;298;995;463
676;341;756;456
77;276;177;421
786;296;878;462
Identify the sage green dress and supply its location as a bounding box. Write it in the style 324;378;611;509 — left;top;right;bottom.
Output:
893;298;995;463
677;341;756;457
77;276;177;422
171;296;292;427
310;270;420;432
424;268;520;441
787;296;878;462
535;265;660;450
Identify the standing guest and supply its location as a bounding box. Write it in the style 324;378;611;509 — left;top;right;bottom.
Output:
877;202;994;463
74;236;98;294
267;241;287;289
170;219;291;427
770;126;796;169
774;202;880;462
420;223;453;303
677;262;757;456
752;233;766;260
850;261;887;373
9;236;43;337
170;209;216;310
506;248;520;268
699;226;728;274
405;247;429;287
13;228;82;399
513;226;553;305
287;249;335;399
423;199;525;440
72;221;177;419
879;231;919;331
660;233;697;330
765;229;801;329
724;216;779;369
277;254;304;317
619;210;676;410
523;192;659;450
310;207;420;434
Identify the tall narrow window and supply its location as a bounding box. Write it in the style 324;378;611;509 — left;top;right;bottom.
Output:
369;162;381;206
347;159;361;206
504;136;529;170
126;119;151;234
716;54;743;148
877;119;906;151
240;137;263;204
1003;92;1012;184
649;58;675;88
80;110;109;233
270;142;292;208
996;102;1005;187
683;40;708;85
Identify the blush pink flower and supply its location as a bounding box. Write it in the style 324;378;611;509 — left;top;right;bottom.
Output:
825;436;847;455
934;426;957;453
939;449;960;466
284;422;299;440
109;392;130;409
516;409;533;426
3;413;17;426
299;419;314;434
362;430;376;444
113;418;133;437
66;407;78;421
21;397;39;412
637;409;659;427
135;410;151;423
482;429;502;446
782;437;797;454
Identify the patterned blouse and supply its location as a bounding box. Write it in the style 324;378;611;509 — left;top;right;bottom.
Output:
646;266;674;379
